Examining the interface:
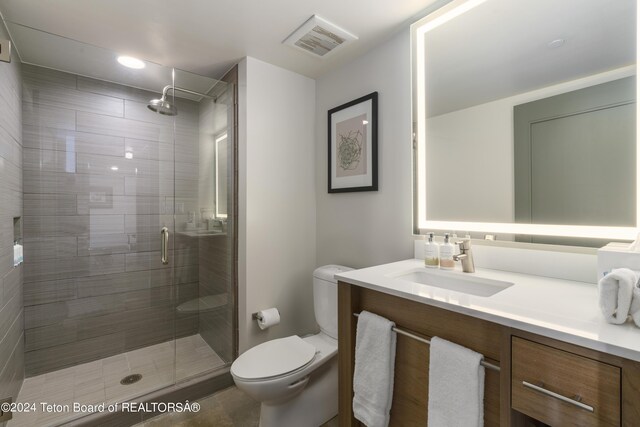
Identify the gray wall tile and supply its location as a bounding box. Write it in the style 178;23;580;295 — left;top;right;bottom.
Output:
0;292;22;342
24;193;78;216
3;265;22;303
0;89;21;143
0;334;24;404
0;20;23;400
23;237;78;261
23;125;125;157
0;311;24;373
23;147;76;173
76;152;158;177
75;270;171;298
77;111;173;142
23;215;89;237
77;76;158;103
125;137;198;164
22;63;76;89
0;127;22;165
24;78;124;117
24;253;125;283
21;65;208;376
0;157;21;191
24;170;125;195
24;278;77;306
23;102;76;130
78;195;162;216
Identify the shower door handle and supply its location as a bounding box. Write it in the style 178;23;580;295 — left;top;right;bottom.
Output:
161;227;169;265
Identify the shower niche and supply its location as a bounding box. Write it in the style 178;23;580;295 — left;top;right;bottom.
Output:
12;217;22;267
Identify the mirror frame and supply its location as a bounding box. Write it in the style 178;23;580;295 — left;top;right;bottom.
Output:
411;0;640;240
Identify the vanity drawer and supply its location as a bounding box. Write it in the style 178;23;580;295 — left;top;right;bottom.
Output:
511;337;620;427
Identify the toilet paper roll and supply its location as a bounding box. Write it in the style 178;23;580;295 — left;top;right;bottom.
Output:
256;308;280;330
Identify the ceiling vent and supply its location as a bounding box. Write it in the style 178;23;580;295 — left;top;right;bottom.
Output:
283;15;357;57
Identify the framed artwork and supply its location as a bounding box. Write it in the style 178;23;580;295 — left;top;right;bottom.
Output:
328;92;378;193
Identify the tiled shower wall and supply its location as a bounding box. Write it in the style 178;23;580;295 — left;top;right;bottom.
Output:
0;26;24;407
21;64;202;376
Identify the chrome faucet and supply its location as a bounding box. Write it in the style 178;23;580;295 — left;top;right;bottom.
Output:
453;239;475;273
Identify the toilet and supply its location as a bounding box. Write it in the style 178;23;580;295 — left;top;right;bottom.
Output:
231;265;353;427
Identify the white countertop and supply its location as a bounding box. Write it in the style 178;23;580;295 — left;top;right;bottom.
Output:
336;259;640;362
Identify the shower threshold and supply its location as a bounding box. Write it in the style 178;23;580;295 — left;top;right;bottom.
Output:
8;334;226;427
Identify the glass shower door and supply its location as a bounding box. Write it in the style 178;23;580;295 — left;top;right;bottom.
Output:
16;35;180;424
172;70;235;381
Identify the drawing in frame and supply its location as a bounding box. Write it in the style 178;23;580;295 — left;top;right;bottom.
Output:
328;91;378;193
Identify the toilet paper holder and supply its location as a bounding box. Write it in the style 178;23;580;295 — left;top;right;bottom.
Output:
252;308;281;330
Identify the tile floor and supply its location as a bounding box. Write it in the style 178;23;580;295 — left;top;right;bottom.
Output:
8;334;225;427
136;386;338;427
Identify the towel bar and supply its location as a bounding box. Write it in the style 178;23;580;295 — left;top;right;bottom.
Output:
352;312;501;372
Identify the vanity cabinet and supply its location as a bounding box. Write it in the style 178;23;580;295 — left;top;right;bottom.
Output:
338;282;640;427
338;282;504;426
511;337;620;426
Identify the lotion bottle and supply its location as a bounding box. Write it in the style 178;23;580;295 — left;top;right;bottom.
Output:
424;232;440;268
439;233;455;270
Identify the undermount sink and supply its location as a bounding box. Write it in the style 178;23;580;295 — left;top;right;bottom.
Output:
388;268;514;297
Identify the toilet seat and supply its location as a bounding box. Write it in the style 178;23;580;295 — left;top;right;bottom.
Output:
231;336;317;381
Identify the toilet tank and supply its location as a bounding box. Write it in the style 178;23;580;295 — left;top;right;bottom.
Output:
313;265;353;339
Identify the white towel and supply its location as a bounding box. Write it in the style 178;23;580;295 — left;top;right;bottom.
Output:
598;268;637;324
353;311;396;427
428;337;485;427
631;275;640;328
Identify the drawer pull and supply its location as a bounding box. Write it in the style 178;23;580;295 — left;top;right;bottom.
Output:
522;381;594;413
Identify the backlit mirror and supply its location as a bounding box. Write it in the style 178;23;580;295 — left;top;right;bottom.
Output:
412;0;638;245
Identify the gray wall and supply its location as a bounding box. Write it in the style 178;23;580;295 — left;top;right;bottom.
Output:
21;65;202;376
0;24;24;409
315;29;414;268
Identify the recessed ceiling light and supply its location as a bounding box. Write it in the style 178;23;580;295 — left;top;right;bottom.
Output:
125;152;133;159
547;38;565;49
117;56;145;69
111;166;119;171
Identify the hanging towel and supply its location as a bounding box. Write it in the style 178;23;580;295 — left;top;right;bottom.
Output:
353;311;397;427
428;337;485;427
598;268;637;324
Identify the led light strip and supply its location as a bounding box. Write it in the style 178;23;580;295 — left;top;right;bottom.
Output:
413;0;639;240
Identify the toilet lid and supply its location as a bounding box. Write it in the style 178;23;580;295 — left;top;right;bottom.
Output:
231;336;316;380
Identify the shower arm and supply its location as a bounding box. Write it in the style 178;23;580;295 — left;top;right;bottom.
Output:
161;85;215;100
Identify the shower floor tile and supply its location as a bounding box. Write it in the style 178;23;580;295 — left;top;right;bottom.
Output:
8;334;225;427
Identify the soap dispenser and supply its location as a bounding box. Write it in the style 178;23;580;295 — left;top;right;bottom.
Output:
439;233;455;270
424;232;440;268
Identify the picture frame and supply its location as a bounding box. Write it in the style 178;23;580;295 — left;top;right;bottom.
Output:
328;91;378;193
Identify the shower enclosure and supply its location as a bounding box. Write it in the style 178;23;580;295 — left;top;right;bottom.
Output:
0;21;237;426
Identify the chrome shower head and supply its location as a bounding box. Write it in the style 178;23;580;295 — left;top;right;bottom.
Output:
147;96;178;116
148;85;216;117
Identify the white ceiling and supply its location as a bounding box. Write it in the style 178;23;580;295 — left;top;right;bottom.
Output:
425;0;636;116
4;22;219;100
0;0;440;82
